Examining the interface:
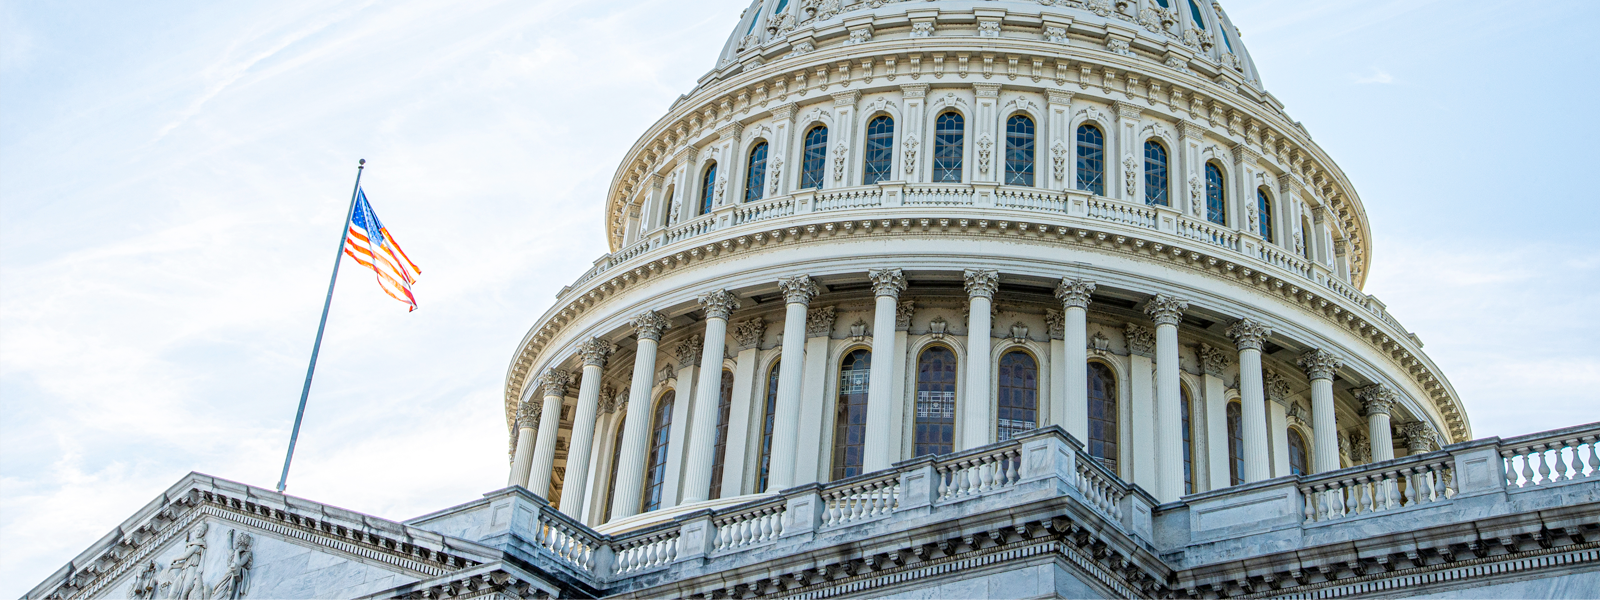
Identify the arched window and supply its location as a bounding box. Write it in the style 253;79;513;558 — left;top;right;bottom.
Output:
643;391;675;512
1144;141;1169;206
1300;217;1313;258
1188;0;1207;29
661;185;674;226
933;112;965;183
1205;163;1227;226
745;142;768;203
1288;429;1309;476
1227;401;1244;486
914;346;958;457
774;0;788;13
699;163;718;216
757;360;780;493
745;6;762;35
1005;115;1036;186
831;349;871;480
1088;362;1119;472
1076;125;1105;195
862;115;894;185
603;415;625;523
801;126;828;189
1256;188;1274;242
1181;385;1194;495
998;351;1039;441
708;370;736;500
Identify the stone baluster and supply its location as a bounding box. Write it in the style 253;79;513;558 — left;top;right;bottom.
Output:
864;269;906;472
1056;278;1095;444
610;311;670;521
769;276;819;491
680;290;741;504
962;270;999;450
1146;294;1189;502
528;369;572;497
560;338;614;518
508;399;541;488
1298;349;1344;474
1227;318;1272;483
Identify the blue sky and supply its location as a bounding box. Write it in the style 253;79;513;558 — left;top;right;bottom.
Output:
1;0;1595;590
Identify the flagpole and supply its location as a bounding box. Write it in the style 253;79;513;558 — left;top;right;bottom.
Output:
277;159;365;493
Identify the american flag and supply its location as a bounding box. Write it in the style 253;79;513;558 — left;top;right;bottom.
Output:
343;189;421;311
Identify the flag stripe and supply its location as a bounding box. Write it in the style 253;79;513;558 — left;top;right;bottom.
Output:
342;189;420;311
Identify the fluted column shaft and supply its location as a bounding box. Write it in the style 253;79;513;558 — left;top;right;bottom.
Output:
1148;295;1188;502
680;290;740;505
1360;385;1397;462
1056;279;1095;445
770;277;818;491
864;269;905;472
528;369;570;498
508;405;538;488
962;270;999;450
610;332;662;520
1300;350;1343;474
559;340;612;517
1228;319;1272;483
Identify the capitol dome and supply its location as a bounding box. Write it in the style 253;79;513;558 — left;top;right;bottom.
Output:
504;0;1463;530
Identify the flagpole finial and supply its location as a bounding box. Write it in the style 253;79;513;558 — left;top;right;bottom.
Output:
359;159;366;166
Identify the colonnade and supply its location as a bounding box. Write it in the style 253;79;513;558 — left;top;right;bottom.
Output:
510;269;1417;519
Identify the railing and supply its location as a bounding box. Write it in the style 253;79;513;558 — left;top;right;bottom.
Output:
821;473;901;528
813;188;883;212
903;185;974;206
1501;424;1600;488
995;188;1066;213
534;510;601;571
1074;453;1126;522
1256;243;1313;280
712;498;786;552
733;196;796;226
1086;197;1157;229
663;214;716;245
1177;216;1240;251
935;445;1022;502
1297;452;1456;524
610;529;679;576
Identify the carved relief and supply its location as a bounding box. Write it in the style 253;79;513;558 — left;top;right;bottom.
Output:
210;530;254;600
978;21;1001;38
903;134;919;176
1188;175;1203;215
832;143;848;181
928;316;949;339
674;335;704;368
846;28;873;45
1122;155;1139;196
1124;324;1155;358
162;522;209;600
849;319;870;341
769;156;784;195
1044;309;1065;339
1044;26;1068;44
1051;142;1067;181
1264;369;1292;405
1198;343;1231;377
1009;322;1030;343
896;300;915;331
732;317;767;350
1106;38;1132;56
127;561;160;599
976;135;994;174
1090;331;1113;356
1056;278;1096;309
807;306;837;337
910;22;934;38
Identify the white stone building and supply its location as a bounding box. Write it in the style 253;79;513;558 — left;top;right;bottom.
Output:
26;1;1600;598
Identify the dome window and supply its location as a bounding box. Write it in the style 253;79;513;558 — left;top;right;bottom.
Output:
1144;141;1169;206
914;346;957;457
801;126;828;189
862;116;895;185
831;349;872;481
1005;115;1036;187
1257;188;1275;242
774;0;788;13
643;391;676;513
756;360;780;493
1075;124;1105;195
933;112;965;183
745;142;768;202
1188;0;1207;30
1088;361;1119;473
1205;163;1227;225
997;351;1038;441
700;162;718;216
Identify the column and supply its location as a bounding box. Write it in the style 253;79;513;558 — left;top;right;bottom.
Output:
962;269;999;450
1358;385;1397;462
769;276;818;491
1226;318;1272;483
721;317;767;497
680;289;741;505
508;399;540;488
973;83;1001;184
1055;278;1095;443
661;335;702;510
864;268;906;472
901;84;929;183
832;91;861;188
794;306;836;484
1179;121;1205;218
527;369;571;498
1046;90;1074;191
610;311;670;521
1199;343;1232;490
769;104;797;195
1126;324;1157;490
1145;294;1189;502
559;338;613;517
1298;349;1343;473
1115;102;1143;202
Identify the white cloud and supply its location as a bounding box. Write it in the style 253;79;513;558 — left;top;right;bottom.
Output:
1352;67;1394;85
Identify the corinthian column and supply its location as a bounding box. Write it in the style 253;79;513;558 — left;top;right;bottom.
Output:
864;269;906;472
962;269;999;450
528;369;571;497
1146;294;1189;502
508;399;540;488
1055;278;1095;445
680;289;741;505
610;311;670;520
769;276;819;491
1298;349;1344;473
559;338;613;517
1358;385;1397;462
1227;318;1272;483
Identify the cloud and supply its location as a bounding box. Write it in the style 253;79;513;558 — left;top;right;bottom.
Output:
1351;68;1394;85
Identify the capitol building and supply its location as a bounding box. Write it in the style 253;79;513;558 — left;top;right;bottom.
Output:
27;0;1599;598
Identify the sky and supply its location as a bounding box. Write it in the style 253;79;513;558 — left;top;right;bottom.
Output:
0;0;1595;591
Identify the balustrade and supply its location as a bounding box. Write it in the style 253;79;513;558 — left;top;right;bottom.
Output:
1074;455;1125;523
732;196;796;226
1501;426;1600;488
535;510;601;571
903;185;974;206
821;473;900;528
813;189;883;212
1086;198;1157;229
663;214;717;245
712;500;787;552
995;188;1066;212
1176;216;1240;251
935;447;1021;502
610;530;679;576
1297;452;1455;523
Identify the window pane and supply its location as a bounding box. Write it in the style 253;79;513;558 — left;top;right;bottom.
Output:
757;360;780;492
1227;402;1244;486
1206;164;1227;225
1005;115;1035;187
1144;141;1169;206
1289;430;1308;476
603;415;625;523
708;370;736;500
1181;387;1193;495
863;116;894;185
643;392;676;512
745;142;767;203
801;126;828;189
1087;362;1118;473
832;349;871;480
700;163;718;216
933;112;965;183
997;352;1038;441
1076;125;1104;195
1257;189;1274;242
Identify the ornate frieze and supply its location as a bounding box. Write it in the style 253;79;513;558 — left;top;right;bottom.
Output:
1226;318;1272;351
1198;343;1231;377
1298;349;1343;381
1357;385;1397;416
1125;324;1155;358
698;289;742;320
963;269;1000;299
732;317;767;350
1056;277;1097;309
868;268;907;297
630;310;672;342
578;338;614;368
807;306;837;337
674;335;704;368
779;275;821;305
1144;294;1188;326
539;369;571;399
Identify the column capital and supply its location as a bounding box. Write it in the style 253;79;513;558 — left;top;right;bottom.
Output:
779;275;821;305
1226;317;1273;351
832;90;862;106
1144;294;1189;327
963;269;1000;299
516;399;541;430
601;386;628;414
630;310;672;341
1399;421;1439;453
1055;277;1096;309
674;334;704;368
770;102;799;121
900;83;929;98
732;317;767;350
1298;349;1343;381
578;338;615;368
1044;309;1065;340
868;268;907;297
1198;342;1231;377
698;289;742;320
1115;101;1143;120
538;369;571;398
806;306;837;337
1124;323;1155;358
972;82;1002;98
1046;89;1075;106
1357;385;1397;416
1265;368;1291;406
896;300;915;331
